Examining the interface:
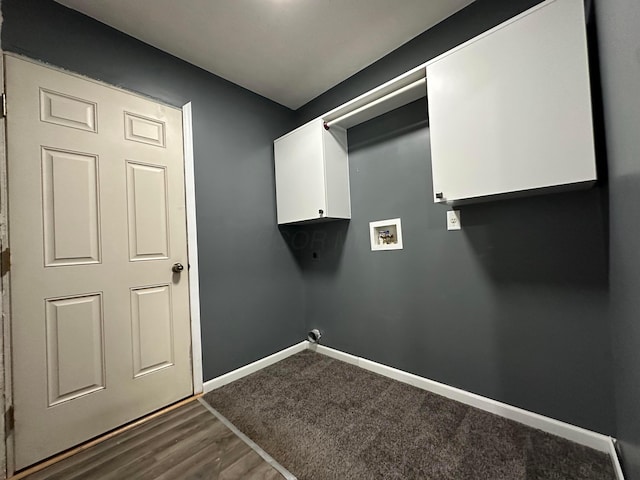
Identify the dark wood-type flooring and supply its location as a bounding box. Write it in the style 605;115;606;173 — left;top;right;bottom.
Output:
20;400;284;480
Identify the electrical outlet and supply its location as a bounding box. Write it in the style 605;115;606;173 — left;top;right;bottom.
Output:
447;210;461;231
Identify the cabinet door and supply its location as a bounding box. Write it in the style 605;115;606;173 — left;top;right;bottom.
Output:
322;126;351;220
427;0;596;203
275;120;326;224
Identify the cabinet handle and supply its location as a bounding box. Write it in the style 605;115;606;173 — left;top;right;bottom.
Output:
435;192;444;199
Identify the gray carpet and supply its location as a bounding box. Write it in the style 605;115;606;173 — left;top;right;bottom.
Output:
204;350;615;480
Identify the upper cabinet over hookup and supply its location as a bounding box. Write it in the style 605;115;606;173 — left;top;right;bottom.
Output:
427;0;595;205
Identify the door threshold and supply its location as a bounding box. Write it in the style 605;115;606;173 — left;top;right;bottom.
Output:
9;395;202;480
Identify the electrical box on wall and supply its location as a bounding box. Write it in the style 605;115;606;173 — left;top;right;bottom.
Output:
370;218;403;251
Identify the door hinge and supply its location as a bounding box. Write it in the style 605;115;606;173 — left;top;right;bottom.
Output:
1;247;10;276
5;406;14;435
1;93;6;118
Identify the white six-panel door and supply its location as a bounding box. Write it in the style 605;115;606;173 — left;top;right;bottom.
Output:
5;55;193;469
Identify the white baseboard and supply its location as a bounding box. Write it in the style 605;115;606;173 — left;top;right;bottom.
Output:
203;341;308;393
309;343;615;455
609;438;626;480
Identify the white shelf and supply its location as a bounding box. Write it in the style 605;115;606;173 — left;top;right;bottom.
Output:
322;67;427;130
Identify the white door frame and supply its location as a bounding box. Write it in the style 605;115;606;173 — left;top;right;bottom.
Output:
0;50;11;480
182;101;204;396
0;53;204;478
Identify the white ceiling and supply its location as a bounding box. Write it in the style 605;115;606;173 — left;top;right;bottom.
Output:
55;0;474;110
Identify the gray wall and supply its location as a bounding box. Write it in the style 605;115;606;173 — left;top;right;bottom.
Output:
1;0;305;380
595;0;640;477
291;0;616;435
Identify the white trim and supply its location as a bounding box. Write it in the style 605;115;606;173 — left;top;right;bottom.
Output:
309;343;615;454
0;49;12;480
182;102;203;395
609;438;626;480
203;342;308;393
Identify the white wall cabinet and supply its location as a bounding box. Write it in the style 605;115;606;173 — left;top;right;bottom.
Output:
426;0;596;204
274;119;350;224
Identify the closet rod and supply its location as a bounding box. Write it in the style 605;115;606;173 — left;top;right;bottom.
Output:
323;77;426;130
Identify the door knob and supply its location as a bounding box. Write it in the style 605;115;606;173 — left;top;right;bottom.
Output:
172;263;184;273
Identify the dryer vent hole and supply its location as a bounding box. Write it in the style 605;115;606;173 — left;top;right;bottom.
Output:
308;329;322;343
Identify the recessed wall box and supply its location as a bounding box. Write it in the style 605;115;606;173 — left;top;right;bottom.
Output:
370;218;403;251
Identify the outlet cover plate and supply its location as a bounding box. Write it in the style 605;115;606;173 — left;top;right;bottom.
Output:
447;210;461;230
